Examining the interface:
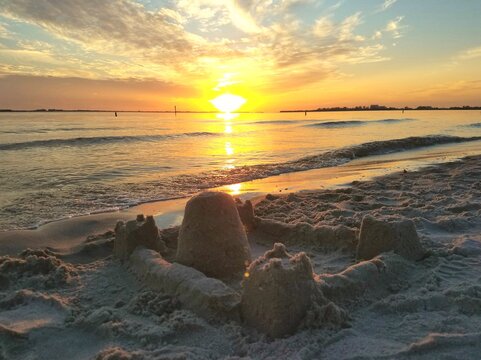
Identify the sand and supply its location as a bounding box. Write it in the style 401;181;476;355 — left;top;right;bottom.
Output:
1;155;481;359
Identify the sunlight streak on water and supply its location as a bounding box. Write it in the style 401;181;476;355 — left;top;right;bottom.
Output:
225;142;234;155
226;183;242;195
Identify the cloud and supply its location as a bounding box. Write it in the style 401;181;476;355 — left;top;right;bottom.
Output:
0;0;392;93
369;15;405;41
0;21;9;38
372;31;383;40
313;16;334;38
385;16;405;38
0;0;197;65
339;12;363;41
456;45;481;61
408;79;481;101
225;0;263;34
174;0;231;32
379;0;397;12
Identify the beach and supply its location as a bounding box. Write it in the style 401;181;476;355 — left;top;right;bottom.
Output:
3;1;481;358
1;153;481;359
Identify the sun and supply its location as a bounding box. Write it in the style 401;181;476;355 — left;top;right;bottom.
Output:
210;94;246;113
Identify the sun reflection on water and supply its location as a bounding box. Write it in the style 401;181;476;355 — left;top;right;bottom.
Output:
209;91;246;174
225;142;234;155
226;183;242;195
217;112;239;121
224;158;235;169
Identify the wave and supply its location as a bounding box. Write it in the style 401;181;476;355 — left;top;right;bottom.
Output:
112;135;481;209
132;135;481;198
0;132;219;151
216;135;481;181
376;118;415;123
246;120;304;125
0;127;128;134
305;135;481;163
464;122;481;128
306;118;415;128
307;120;365;128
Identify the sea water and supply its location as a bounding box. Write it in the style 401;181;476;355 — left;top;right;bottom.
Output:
1;110;481;230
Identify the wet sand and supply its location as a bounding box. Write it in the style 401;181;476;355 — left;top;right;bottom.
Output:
1;139;479;256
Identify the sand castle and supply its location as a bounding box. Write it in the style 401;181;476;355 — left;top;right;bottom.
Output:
240;243;346;337
114;191;426;338
176;191;251;279
114;215;166;261
235;198;256;231
356;215;426;261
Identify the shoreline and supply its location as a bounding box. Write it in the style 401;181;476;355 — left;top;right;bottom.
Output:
281;107;481;112
2;140;481;255
1;149;481;358
3;131;481;232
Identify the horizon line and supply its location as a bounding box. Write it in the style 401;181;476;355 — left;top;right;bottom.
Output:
1;104;481;113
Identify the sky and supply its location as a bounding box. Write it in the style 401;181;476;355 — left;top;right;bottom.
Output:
0;0;480;111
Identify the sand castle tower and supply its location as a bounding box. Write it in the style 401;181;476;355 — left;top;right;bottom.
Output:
241;243;332;338
114;215;165;261
356;216;426;261
176;191;251;278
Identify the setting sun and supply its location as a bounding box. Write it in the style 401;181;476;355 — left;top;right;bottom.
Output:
210;94;246;113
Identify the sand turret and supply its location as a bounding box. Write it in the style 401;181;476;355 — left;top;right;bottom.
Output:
240;243;344;338
114;215;165;261
357;216;426;261
176;192;251;278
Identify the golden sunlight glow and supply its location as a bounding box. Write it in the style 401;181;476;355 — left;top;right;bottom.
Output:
210;94;246;113
225;142;234;155
226;183;242;195
224;159;236;170
217;112;239;121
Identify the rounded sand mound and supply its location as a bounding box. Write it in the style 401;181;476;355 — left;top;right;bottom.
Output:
176;191;251;278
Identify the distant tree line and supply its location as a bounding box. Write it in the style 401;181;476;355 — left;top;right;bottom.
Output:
281;104;481;112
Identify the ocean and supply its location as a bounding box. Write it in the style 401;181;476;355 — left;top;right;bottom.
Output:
1;110;481;231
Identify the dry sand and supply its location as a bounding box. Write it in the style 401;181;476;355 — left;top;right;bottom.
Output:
1;155;481;359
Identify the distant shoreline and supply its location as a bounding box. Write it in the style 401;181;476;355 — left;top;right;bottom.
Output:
0;109;240;114
281;106;481;113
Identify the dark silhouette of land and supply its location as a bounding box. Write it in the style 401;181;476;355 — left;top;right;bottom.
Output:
0;109;218;113
0;109;262;114
281;104;481;113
